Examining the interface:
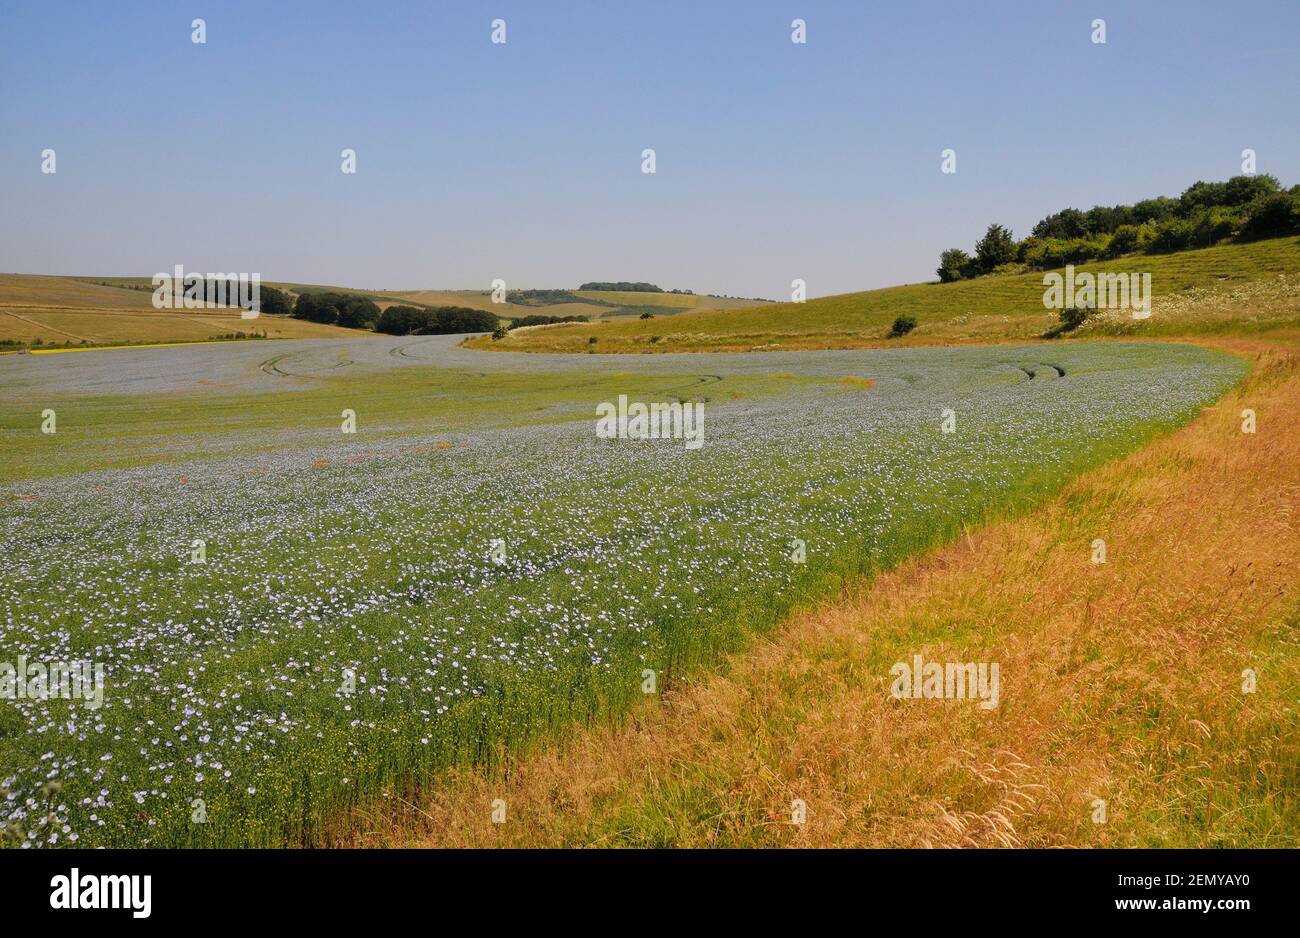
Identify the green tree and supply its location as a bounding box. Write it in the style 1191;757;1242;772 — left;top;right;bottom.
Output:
1031;208;1087;240
1239;193;1300;240
974;224;1016;272
257;287;293;315
936;248;972;283
337;297;380;329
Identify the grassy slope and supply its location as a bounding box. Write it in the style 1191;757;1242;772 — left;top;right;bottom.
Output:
470;237;1300;353
348;336;1298;849
2;274;773;348
0;275;365;347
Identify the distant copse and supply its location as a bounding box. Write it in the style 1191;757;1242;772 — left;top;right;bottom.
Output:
507;314;591;329
375;305;499;335
292;292;380;328
258;286;293;316
578;281;663;293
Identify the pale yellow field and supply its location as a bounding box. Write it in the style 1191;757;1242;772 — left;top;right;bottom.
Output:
0;275;366;346
0;274;157;309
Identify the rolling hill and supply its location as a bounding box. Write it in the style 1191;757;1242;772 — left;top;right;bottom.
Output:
469;237;1300;353
0;275;363;348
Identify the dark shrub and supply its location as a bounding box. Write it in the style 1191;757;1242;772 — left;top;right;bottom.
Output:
888;315;918;337
1059;306;1088;331
1043;305;1089;339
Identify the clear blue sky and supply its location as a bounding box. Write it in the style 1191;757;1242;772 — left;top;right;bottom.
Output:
2;0;1297;298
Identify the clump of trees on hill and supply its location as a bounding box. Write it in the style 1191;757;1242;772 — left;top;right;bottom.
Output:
937;174;1300;282
258;286;293;315
579;281;663;292
508;314;590;329
375;305;499;335
285;291;499;334
292;292;381;328
151;278;295;315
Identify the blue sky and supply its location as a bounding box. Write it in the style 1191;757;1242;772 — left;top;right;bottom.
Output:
2;0;1298;298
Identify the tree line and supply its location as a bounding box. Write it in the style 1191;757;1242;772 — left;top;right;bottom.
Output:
937;174;1300;282
278;290;500;335
578;281;663;292
373;305;499;335
507;313;590;329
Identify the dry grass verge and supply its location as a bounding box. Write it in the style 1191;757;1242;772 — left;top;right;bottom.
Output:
336;338;1298;848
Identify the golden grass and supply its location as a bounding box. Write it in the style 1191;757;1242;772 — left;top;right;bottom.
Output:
333;336;1298;848
0;274;157;310
0;275;369;346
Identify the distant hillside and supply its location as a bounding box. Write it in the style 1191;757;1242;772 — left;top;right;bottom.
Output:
469;236;1300;354
0;275;360;349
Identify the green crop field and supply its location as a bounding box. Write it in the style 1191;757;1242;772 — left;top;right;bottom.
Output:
474;237;1300;353
0;335;1243;847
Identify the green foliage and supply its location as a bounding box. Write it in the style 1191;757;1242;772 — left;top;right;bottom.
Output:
1032;208;1088;240
375;305;498;335
257;286;293;316
293;292;380;328
1188;206;1239;248
1239;193;1300;241
336;298;380;329
888;315;918;337
1147;217;1194;253
955;174;1293;277
974;224;1017;272
1059;306;1088;331
507;289;602;307
937;248;973;283
507;314;591;330
1105;224;1145;258
578;282;663;292
1041;305;1090;339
